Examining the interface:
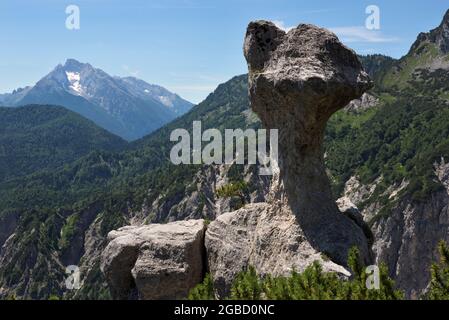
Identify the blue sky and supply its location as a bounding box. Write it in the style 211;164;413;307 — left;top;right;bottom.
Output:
0;0;448;103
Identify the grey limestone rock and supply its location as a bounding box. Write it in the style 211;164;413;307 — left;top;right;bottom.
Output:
101;219;206;299
243;21;372;266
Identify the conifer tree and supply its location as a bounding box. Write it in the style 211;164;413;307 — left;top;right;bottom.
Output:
188;273;215;300
427;241;449;300
189;247;404;300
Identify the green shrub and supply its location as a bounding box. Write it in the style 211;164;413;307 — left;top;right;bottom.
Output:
188;274;214;300
59;213;79;250
263;263;343;300
216;181;248;199
189;248;403;300
426;241;449;300
230;266;263;300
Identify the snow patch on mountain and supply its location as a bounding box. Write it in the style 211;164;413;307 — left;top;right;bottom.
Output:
65;71;83;95
158;95;174;108
1;59;193;140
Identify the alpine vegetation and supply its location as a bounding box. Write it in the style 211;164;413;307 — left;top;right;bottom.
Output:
170;121;278;175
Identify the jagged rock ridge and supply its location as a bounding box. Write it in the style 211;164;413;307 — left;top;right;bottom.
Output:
411;9;449;54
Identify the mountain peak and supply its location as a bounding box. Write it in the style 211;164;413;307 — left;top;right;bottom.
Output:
410;9;449;54
63;58;92;71
436;9;449;34
442;9;449;26
430;9;449;53
5;59;193;140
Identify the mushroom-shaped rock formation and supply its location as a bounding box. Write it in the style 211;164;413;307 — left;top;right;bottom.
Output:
244;21;372;265
205;22;373;298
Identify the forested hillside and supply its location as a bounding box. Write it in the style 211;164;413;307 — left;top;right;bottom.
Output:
0;105;127;182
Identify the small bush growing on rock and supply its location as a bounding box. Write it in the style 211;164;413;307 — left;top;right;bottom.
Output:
189;248;404;300
188;274;215;300
262;262;343;300
230;266;263;300
215;181;248;210
215;181;248;199
426;241;449;300
342;248;403;300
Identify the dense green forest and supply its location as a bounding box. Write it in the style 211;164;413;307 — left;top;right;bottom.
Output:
0;105;126;182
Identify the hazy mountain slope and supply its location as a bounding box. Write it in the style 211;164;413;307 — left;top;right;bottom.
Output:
0;105;127;183
0;86;32;105
358;54;397;86
116;77;192;115
18;79;130;139
1;59;193;140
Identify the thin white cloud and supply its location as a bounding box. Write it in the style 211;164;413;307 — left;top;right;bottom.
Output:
122;65;140;77
169;85;217;92
330;26;399;43
273;20;295;32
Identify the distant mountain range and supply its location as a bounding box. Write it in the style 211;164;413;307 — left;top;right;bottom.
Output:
0;59;193;140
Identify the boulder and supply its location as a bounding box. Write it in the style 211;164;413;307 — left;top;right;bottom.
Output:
101;220;206;299
205;203;350;297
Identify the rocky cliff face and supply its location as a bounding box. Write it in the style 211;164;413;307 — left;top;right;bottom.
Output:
140;163;270;224
411;9;449;55
0;211;18;255
372;190;449;299
342;160;449;298
345;93;379;113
